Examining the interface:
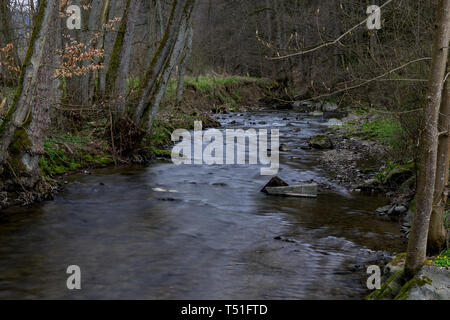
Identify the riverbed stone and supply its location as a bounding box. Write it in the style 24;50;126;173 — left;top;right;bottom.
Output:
394;205;408;215
309;111;324;117
322;102;339;112
376;205;392;214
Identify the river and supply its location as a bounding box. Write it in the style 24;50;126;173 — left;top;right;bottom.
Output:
0;110;406;299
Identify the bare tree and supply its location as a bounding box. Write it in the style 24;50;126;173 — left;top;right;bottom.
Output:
428;60;450;254
405;0;450;277
0;0;59;194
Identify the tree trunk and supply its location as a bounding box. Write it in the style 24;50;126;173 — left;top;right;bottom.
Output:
405;0;450;278
105;0;140;116
428;59;450;254
147;4;194;130
0;0;21;83
176;22;194;106
133;0;189;123
80;0;103;107
0;0;59;192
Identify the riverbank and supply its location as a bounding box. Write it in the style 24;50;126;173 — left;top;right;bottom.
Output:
0;76;271;209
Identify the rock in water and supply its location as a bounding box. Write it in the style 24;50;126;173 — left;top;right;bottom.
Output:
309;135;333;149
261;177;289;193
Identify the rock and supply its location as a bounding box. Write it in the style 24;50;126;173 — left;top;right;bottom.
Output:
402;210;414;225
366;270;405;300
300;144;311;150
380;163;415;187
261;176;289;193
322;102;338;112
376;205;392;214
265;183;318;198
152;187;179;193
309;135;333;149
320;118;343;127
394;205;408;215
341;113;361;124
384;253;407;279
279;144;291;152
407;266;450;300
309;111;324;117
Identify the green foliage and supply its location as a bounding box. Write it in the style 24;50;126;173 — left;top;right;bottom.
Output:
361;118;402;146
148;146;172;158
434;249;450;268
40;133;114;176
126;77;140;93
374;162;415;186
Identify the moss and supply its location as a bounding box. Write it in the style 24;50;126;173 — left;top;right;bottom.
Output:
377;162;415;186
394;275;433;300
40;134;114;176
365;270;405;300
390;253;407;266
105;0;131;93
0;0;47;135
149;146;172;158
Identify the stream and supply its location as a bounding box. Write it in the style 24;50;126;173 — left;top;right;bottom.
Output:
0;110;406;299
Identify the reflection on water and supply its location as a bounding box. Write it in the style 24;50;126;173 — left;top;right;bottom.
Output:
0;110;406;299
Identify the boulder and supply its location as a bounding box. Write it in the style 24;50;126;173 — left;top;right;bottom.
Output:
309;111;324;117
406;267;450;300
261;176;289;193
322;102;339;112
320;118;343;128
309;135;333;149
375;206;392;214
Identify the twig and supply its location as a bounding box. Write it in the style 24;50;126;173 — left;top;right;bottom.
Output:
268;0;395;60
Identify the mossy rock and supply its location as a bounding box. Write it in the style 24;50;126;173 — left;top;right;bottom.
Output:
309;135;333;150
365;270;405;300
381;163;415;187
394;275;433;300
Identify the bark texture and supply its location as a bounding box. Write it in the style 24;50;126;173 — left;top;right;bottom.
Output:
428;60;450;254
0;0;59;192
405;0;450;277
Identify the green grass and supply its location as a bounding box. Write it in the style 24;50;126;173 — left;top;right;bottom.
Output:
40;133;114;176
434;249;450;268
361;118;401;144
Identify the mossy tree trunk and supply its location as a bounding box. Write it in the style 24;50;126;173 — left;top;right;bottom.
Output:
176;22;194;106
0;0;59;192
105;0;140;117
145;2;194;130
428;60;450;254
133;0;190;123
0;0;21;84
405;0;450;277
80;0;103;107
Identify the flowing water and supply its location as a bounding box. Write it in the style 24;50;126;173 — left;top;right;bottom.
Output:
0;110;406;299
